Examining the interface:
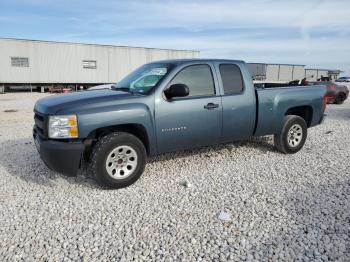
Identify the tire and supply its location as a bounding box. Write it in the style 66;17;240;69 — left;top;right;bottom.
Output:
335;93;345;104
90;132;147;189
274;115;307;154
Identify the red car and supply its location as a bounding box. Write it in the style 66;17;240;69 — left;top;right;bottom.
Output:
310;81;349;104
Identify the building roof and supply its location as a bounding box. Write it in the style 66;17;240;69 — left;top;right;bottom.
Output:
305;68;344;73
0;37;199;53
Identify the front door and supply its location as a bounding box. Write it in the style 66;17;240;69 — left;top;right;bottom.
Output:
155;64;222;153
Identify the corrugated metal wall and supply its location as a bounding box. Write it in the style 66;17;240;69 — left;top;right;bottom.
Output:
305;69;317;81
266;64;279;81
265;64;306;82
278;65;292;81
317;70;329;79
292;66;305;80
246;63;266;80
0;38;199;84
305;69;329;81
248;63;337;83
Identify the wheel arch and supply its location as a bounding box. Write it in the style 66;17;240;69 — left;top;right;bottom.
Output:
86;123;151;155
285;105;313;127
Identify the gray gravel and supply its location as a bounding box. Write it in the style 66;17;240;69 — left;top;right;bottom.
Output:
0;92;349;261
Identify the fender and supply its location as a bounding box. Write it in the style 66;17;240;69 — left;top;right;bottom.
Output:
272;86;325;133
56;99;157;155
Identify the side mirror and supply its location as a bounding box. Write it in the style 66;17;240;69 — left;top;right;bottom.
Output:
164;84;189;99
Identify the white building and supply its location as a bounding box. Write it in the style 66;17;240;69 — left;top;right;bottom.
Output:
248;63;306;83
0;38;199;90
305;68;342;81
248;63;342;83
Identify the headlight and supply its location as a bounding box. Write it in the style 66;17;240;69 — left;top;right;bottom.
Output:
48;115;78;139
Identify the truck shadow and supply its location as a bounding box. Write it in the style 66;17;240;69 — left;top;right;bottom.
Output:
0;136;275;188
0;137;100;188
148;137;276;163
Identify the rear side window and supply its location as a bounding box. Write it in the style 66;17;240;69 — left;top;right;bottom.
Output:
169;64;215;97
219;64;244;94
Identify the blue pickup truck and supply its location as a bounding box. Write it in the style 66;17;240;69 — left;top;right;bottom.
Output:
33;59;326;188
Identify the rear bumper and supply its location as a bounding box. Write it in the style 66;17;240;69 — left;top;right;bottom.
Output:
33;130;85;176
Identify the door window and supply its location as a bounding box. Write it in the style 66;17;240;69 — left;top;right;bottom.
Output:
219;64;244;94
168;64;215;97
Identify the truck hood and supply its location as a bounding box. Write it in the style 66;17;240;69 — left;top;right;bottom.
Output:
34;89;133;114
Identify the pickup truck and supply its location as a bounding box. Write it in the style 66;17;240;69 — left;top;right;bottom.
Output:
33;59;326;188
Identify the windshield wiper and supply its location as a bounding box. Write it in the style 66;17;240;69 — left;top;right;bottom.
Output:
111;85;135;94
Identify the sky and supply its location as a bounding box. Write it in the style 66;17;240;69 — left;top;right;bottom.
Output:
1;0;350;75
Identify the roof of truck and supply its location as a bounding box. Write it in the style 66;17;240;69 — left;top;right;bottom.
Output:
150;58;245;65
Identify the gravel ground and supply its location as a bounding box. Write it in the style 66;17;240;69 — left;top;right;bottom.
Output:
0;91;349;261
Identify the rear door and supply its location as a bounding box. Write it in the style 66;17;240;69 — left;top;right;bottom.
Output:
155;63;222;153
214;62;256;142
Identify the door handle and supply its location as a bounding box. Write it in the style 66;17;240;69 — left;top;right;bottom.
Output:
204;103;219;110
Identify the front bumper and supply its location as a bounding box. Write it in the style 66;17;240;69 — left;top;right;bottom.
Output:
33;130;85;176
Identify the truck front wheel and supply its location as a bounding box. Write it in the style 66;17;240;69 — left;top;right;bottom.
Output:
90;132;146;188
274;115;307;154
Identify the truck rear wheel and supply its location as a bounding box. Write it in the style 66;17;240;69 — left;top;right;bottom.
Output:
274;115;307;154
90;132;146;189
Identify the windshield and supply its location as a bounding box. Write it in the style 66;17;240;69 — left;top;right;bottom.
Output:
115;63;173;94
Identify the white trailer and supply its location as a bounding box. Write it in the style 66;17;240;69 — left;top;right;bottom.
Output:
0;38;199;91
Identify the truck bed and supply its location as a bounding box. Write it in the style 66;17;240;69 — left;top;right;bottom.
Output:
254;85;326;136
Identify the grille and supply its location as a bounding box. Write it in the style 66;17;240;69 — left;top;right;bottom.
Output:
34;111;48;138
